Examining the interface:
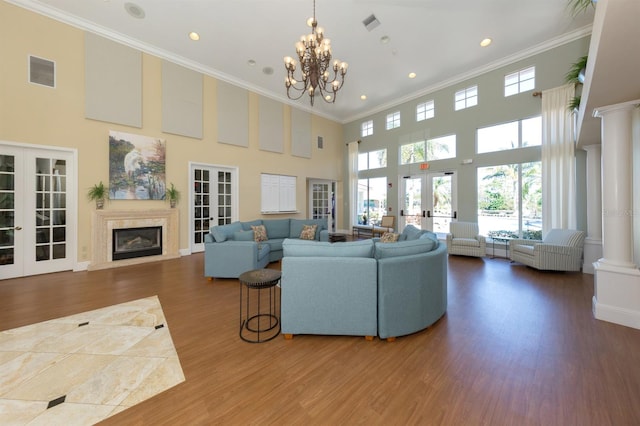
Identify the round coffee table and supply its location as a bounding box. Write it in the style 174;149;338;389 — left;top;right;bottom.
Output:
238;269;281;343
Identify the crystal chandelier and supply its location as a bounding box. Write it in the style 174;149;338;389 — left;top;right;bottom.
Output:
284;0;348;106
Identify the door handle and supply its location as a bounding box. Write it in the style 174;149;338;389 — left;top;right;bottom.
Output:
451;211;457;219
400;209;404;216
14;226;22;230
426;210;431;218
423;210;427;218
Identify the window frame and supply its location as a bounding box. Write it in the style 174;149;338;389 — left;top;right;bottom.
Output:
416;100;435;122
504;66;536;97
454;85;478;111
386;111;401;130
361;120;373;137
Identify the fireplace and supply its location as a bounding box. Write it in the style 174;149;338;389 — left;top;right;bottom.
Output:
112;226;162;260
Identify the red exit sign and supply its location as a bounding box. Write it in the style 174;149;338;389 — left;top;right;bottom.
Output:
420;163;429;170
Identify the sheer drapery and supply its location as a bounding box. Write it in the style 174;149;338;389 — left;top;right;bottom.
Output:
348;141;359;226
541;83;576;233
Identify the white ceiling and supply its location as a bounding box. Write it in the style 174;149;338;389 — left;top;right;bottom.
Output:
8;0;595;123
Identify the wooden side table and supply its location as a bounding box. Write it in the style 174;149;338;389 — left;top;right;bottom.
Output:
238;269;281;343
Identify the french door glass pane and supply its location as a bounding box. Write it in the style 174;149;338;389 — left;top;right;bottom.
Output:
34;157;67;262
0;154;15;265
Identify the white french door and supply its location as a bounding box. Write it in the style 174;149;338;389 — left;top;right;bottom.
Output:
189;163;238;253
0;143;76;279
399;171;457;235
426;171;457;235
308;179;336;232
399;175;426;231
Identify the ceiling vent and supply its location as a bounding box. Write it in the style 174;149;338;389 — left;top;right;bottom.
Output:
29;55;55;88
362;14;380;32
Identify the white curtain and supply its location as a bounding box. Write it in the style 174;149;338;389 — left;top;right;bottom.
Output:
347;141;359;227
541;83;576;234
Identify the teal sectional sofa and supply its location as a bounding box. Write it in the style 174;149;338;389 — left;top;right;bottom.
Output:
281;225;448;341
204;218;328;278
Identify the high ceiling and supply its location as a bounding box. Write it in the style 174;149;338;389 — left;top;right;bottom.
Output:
8;0;595;123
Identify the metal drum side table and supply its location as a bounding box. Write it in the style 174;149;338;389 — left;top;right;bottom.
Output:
238;269;281;343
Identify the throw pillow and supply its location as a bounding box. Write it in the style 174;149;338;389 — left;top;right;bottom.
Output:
299;224;318;240
251;224;268;242
380;232;400;243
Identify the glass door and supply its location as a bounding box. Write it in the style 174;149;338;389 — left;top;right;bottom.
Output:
1;144;75;279
426;171;457;235
399;175;426;231
309;180;336;232
190;163;237;253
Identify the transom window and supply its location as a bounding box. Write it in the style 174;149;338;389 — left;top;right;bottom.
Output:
361;120;373;137
505;66;535;97
358;149;387;171
454;85;478;111
416;100;434;121
386;111;401;130
400;134;456;164
477;116;541;154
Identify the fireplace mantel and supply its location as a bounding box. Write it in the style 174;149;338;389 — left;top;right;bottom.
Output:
90;209;180;271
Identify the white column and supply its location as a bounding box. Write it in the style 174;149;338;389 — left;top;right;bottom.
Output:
592;99;640;330
582;144;602;274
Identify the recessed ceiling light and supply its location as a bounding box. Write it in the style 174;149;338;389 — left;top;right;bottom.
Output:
189;32;200;41
247;59;256;66
124;2;145;19
262;66;274;75
380;35;390;44
408;72;416;79
480;38;492;47
360;95;367;101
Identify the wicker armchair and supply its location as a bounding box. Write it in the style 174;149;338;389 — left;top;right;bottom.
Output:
445;222;486;257
509;229;585;271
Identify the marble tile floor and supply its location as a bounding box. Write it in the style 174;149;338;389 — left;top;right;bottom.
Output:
0;296;185;425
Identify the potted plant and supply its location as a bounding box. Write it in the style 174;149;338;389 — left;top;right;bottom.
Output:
568;0;596;17
87;181;108;209
166;183;180;208
565;55;588;112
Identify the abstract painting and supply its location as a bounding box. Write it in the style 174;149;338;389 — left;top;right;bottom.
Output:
109;131;166;200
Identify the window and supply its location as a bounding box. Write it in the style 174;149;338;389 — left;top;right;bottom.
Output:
504;66;535;97
386;111;401;130
361;120;373;137
454;85;478;111
358;149;387;171
400;135;456;165
356;177;387;226
477;162;542;240
427;135;456;161
416;100;434;121
477;116;541;153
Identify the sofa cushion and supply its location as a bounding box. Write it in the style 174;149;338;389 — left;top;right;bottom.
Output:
290;219;327;240
380;232;399;243
300;224;318;240
251;224;268;242
451;237;480;247
211;221;242;242
263;219;291;239
266;238;285;254
242;219;263;231
420;231;439;243
283;238;374;258
374;238;437;259
234;230;254;241
400;224;424;241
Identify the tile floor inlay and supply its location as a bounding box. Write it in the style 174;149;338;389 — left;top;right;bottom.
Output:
0;296;185;425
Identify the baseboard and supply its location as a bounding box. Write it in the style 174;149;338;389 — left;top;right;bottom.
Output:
74;261;90;271
593;296;640;330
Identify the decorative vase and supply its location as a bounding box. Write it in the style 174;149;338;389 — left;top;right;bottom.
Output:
96;199;105;209
170;199;177;208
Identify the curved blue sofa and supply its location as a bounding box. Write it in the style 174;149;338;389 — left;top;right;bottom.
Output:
204;218;328;279
281;225;448;341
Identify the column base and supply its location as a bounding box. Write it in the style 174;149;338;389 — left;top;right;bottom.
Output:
582;237;602;274
593;261;640;330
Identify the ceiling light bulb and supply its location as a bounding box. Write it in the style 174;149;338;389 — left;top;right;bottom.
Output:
189;32;200;41
408;72;416;79
360;95;367;101
480;38;492;47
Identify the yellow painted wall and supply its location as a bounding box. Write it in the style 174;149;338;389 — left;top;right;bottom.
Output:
0;2;344;262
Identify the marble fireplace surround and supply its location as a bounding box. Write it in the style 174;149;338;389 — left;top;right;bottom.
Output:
90;209;180;271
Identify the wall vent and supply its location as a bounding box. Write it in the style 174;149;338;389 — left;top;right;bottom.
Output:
317;136;324;149
29;55;55;88
362;14;380;32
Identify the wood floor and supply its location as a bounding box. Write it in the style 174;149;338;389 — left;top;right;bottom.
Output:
2;254;640;425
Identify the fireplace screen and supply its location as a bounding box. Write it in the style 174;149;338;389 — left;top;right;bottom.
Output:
112;226;162;260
